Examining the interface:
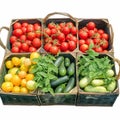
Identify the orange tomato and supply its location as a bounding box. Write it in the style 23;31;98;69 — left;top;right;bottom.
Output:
20;87;28;94
21;79;27;87
11;75;21;86
18;70;27;79
12;57;21;66
25;74;34;81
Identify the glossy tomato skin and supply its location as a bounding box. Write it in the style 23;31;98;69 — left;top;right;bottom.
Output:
29;46;37;52
27;32;36;41
68;41;76;51
13;22;22;29
10;36;17;44
87;22;96;30
13;29;23;37
79;30;88;40
21;43;29;52
11;46;19;53
102;33;109;40
79;44;89;52
60;42;68;52
44;43;52;52
49;46;59;55
32;38;41;48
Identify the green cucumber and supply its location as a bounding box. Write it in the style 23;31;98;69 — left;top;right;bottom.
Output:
55;84;66;93
59;61;67;76
51;76;69;87
64;77;75;93
65;57;71;67
54;56;64;67
67;62;75;76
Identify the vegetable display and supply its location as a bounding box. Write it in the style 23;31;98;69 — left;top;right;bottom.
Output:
78;49;117;93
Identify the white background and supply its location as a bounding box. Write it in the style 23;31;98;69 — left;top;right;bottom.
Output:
0;0;120;119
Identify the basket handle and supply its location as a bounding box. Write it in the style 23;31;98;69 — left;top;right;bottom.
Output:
43;12;77;23
0;26;9;50
109;24;114;48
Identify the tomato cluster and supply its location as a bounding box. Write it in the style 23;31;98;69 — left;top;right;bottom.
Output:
10;22;42;53
79;21;109;53
43;22;78;55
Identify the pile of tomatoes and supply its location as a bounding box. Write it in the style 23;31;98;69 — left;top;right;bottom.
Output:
79;21;109;53
43;22;78;55
1;52;40;93
10;22;42;53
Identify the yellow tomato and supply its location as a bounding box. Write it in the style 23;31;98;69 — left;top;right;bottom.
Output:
1;81;13;92
5;60;14;69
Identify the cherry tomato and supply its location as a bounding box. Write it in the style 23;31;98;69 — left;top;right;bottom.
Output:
44;43;52;52
13;29;23;37
102;33;109;40
87;22;96;30
60;42;68;52
62;26;70;35
68;41;76;51
79;44;89;52
70;26;77;35
21;43;29;52
13;22;22;29
94;46;103;52
27;24;34;32
79;39;86;46
10;36;17;44
57;33;65;42
32;38;41;48
27;32;36;40
49;45;59;55
29;46;37;52
79;30;88;40
11;46;19;53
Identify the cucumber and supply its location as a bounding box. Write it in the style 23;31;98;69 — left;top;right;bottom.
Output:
55;83;66;93
54;56;64;67
79;77;90;88
67;62;75;76
107;81;116;92
84;85;108;93
91;79;104;86
59;61;67;77
65;57;71;67
51;76;69;87
64;77;75;93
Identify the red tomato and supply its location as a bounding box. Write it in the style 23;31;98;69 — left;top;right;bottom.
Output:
79;44;89;52
62;26;70;35
68;41;76;51
26;40;32;46
87;22;96;30
94;46;103;52
44;43;52;52
66;22;74;28
79;30;88;39
88;30;95;37
85;39;94;46
44;28;51;36
98;29;104;35
21;43;29;52
70;26;77;35
13;29;23;37
12;41;22;49
49;46;59;55
101;39;108;49
35;30;41;38
22;22;28;27
60;42;68;52
48;22;56;29
34;23;41;31
20;35;27;42
32;38;41;48
66;34;73;41
27;32;36;40
102;33;109;40
27;24;34;32
29;46;37;52
21;27;27;34
57;33;65;42
79;39;86;46
70;36;78;44
11;46;19;53
13;22;22;29
10;36;17;44
93;38;100;44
